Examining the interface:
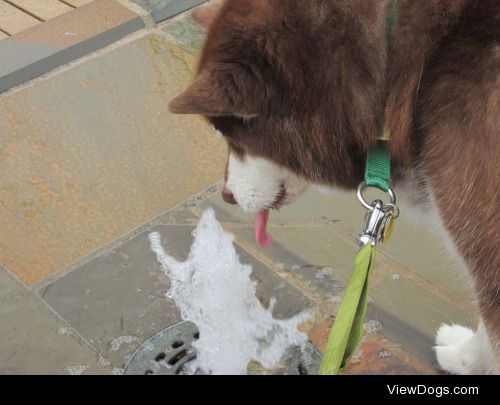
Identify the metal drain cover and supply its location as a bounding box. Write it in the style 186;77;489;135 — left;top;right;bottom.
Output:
124;322;200;375
124;321;322;375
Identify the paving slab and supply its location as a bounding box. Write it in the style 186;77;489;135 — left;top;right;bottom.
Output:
0;0;145;93
8;0;73;21
0;31;226;285
39;222;313;370
38;226;184;370
0;1;97;39
381;223;476;301
0;266;20;297
160;11;206;52
0;1;39;35
370;275;474;342
131;0;207;23
0;266;111;375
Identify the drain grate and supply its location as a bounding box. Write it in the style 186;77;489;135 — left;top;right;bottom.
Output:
124;321;322;375
124;322;200;375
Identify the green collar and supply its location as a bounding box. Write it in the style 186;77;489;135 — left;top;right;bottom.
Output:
364;0;399;193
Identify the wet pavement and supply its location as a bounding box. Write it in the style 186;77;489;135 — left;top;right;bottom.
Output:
0;4;477;374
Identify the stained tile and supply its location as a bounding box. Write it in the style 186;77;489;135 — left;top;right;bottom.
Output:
131;0;207;23
39;224;312;369
368;275;475;366
38;226;185;369
161;13;206;52
309;317;437;375
0;266;20;297
0;0;145;93
235;243;313;320
380;224;476;301
0;266;110;375
0;34;226;284
371;276;474;339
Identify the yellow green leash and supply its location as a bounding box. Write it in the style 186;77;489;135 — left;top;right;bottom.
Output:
319;244;375;375
319;0;401;376
319;160;400;375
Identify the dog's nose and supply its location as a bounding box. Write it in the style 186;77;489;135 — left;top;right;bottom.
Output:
222;188;238;205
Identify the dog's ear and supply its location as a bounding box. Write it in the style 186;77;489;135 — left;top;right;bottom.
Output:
191;1;224;29
169;66;266;117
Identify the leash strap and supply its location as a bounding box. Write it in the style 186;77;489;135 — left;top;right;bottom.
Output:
319;244;375;375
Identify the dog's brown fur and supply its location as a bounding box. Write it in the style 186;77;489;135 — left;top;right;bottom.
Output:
170;0;500;371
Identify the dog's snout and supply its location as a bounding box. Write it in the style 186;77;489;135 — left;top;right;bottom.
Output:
222;188;238;205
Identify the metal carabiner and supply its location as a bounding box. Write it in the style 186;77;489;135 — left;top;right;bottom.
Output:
357;182;400;247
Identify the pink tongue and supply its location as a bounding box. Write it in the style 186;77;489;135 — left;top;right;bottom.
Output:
255;210;273;247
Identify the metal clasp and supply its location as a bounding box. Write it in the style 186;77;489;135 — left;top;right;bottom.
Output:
357;182;400;247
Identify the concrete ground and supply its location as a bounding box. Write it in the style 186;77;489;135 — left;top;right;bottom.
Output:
0;2;477;375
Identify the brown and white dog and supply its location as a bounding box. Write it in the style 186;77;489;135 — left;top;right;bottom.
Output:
169;0;500;374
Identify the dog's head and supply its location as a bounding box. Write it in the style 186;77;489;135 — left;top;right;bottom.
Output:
170;0;387;213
